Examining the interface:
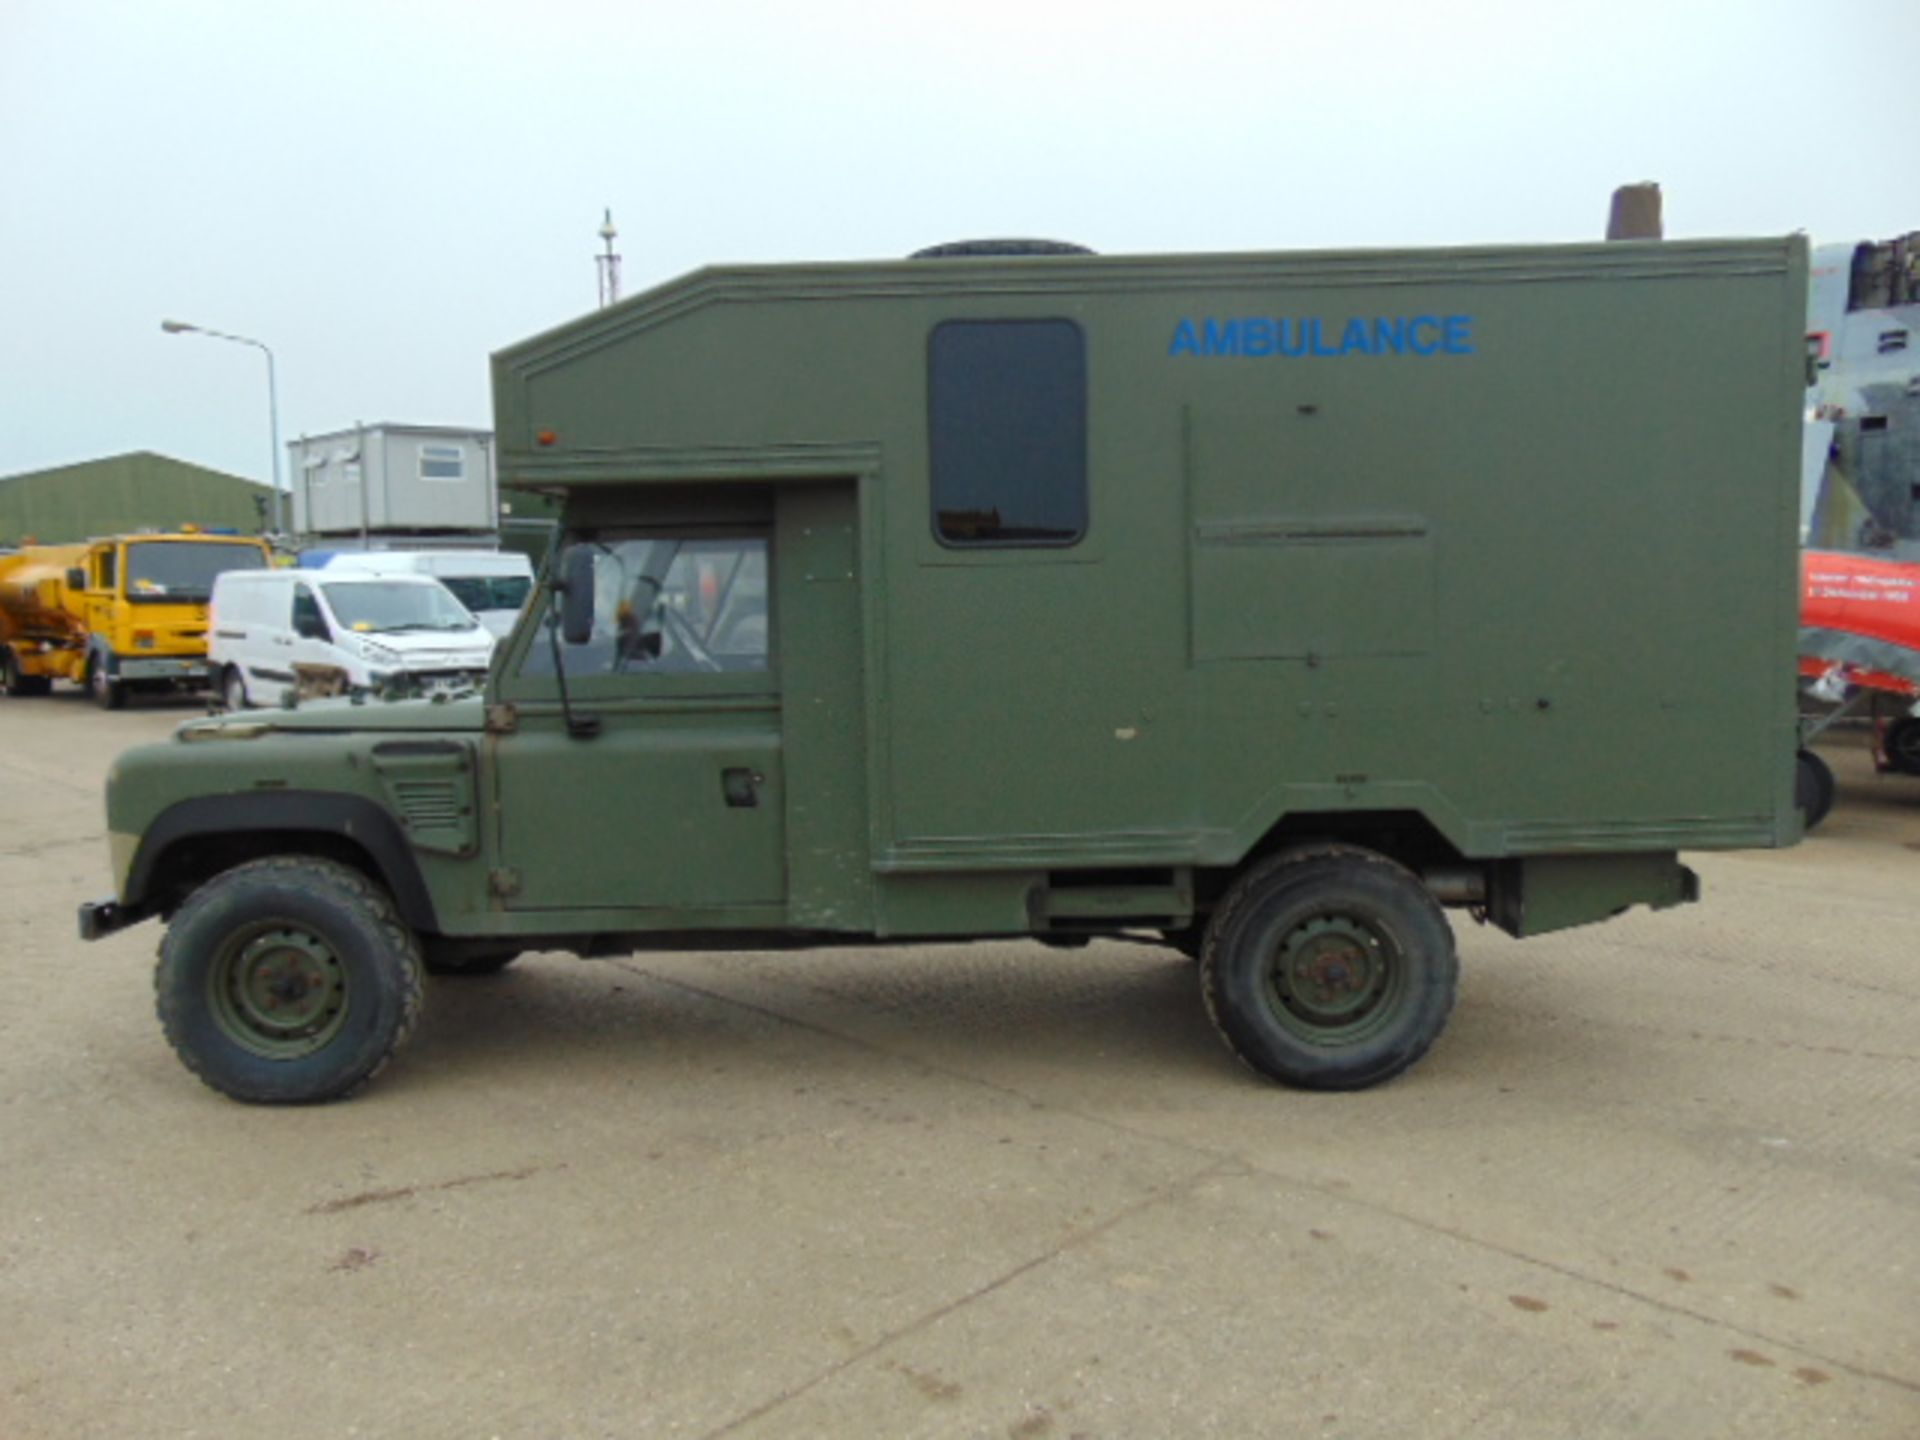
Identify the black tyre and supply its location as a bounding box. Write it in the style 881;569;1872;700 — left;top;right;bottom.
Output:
155;857;424;1104
87;655;126;710
1884;718;1920;776
1201;849;1457;1090
222;666;251;712
422;941;522;976
1795;748;1836;830
2;649;49;697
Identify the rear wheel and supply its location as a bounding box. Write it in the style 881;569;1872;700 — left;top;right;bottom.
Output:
223;666;251;711
2;649;50;697
1796;748;1836;830
1201;849;1457;1090
155;857;424;1104
1883;718;1920;776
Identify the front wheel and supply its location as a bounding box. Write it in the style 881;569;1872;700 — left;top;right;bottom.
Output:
1796;748;1836;830
87;655;126;710
155;857;424;1104
1201;849;1457;1090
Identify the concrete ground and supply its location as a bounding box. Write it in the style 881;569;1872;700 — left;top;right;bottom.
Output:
1;694;1915;1439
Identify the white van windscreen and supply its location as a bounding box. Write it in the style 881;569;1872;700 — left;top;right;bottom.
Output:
321;581;475;633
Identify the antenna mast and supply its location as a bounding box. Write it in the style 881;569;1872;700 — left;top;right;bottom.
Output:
596;208;622;308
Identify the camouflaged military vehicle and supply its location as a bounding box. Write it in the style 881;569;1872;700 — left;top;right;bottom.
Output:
83;236;1809;1103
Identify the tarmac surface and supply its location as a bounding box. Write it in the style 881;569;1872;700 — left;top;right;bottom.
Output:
1;694;1916;1439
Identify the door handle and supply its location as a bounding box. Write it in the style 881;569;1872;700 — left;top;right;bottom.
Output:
721;767;763;808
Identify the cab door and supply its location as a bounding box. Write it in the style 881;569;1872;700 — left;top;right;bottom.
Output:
489;529;786;914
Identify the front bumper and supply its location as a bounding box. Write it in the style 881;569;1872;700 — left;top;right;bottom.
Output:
78;898;146;941
115;656;213;683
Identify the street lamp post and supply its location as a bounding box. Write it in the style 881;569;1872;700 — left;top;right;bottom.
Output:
160;320;286;536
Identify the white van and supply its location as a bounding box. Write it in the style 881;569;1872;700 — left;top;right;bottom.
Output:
321;550;535;638
209;570;495;709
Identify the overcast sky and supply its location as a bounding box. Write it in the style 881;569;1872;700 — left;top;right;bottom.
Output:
2;0;1914;487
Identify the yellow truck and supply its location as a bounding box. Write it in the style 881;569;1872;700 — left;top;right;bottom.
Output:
0;530;272;708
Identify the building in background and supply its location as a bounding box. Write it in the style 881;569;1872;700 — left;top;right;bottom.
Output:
0;452;270;546
289;423;499;549
288;423;559;566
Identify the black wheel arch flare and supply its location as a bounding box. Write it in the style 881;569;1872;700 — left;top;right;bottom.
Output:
126;791;440;932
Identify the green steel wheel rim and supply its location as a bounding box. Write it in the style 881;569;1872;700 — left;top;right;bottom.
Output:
1263;913;1409;1046
207;923;351;1059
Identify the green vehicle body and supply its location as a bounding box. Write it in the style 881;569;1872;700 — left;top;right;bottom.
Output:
86;236;1809;1092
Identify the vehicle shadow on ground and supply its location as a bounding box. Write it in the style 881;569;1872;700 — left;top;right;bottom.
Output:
32;687;215;712
393;943;1564;1100
398;943;1239;1094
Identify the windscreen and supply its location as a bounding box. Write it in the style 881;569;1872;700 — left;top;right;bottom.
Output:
320;580;478;633
125;541;266;602
439;575;532;613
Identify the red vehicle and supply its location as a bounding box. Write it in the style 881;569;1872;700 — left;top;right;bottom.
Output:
1798;549;1920;821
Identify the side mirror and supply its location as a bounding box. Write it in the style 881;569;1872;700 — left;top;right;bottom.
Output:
559;545;595;644
66;567;87;591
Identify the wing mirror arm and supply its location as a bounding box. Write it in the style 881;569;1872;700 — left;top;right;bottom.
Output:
548;546;600;740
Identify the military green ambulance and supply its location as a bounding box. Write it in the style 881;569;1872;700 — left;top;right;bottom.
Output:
83;236;1809;1103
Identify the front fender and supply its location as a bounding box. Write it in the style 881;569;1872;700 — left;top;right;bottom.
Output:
124;790;440;932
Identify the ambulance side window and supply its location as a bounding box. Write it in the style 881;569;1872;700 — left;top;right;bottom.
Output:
929;319;1087;547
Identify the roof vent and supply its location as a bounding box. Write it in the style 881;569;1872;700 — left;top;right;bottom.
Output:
909;239;1095;260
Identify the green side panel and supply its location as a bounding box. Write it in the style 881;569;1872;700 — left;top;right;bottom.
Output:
492;711;785;910
491;241;1805;879
775;483;874;930
1496;852;1697;938
873;872;1039;938
0;452;271;545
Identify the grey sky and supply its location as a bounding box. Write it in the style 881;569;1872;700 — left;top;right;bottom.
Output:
3;0;1914;487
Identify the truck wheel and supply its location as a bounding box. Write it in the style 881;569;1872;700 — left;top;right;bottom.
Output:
223;666;251;711
2;649;47;697
154;857;424;1104
1200;850;1457;1090
1883;718;1920;776
87;656;126;710
1796;748;1836;830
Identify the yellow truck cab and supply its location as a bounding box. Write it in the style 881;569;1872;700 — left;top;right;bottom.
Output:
0;529;272;707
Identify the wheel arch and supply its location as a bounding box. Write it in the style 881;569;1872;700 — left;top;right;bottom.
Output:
127;791;440;932
1193;808;1472;906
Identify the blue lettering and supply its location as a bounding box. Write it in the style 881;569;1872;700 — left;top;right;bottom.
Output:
1168;313;1475;360
1202;318;1242;356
